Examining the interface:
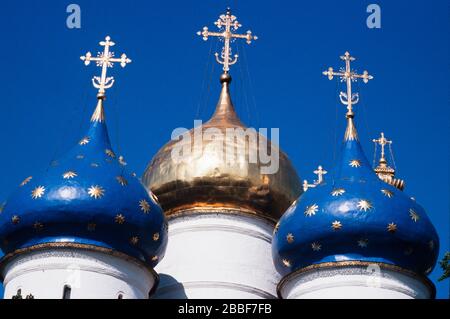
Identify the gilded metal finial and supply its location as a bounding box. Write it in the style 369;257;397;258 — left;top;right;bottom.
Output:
372;132;392;162
372;132;405;190
303;165;327;192
80;36;132;99
323;52;373;117
197;8;257;72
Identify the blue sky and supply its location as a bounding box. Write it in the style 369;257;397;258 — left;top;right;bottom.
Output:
0;0;448;298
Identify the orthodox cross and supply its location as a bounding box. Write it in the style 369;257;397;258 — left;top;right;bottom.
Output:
197;8;257;72
373;132;392;161
303;165;327;192
313;165;328;184
80;36;132;98
323;51;373;116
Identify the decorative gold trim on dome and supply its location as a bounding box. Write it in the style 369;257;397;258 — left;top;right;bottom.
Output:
344;115;358;141
164;205;278;225
277;261;436;299
90;98;105;123
205;74;244;127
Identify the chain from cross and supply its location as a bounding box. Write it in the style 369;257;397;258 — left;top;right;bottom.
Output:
80;36;132;98
373;132;392;160
197;8;257;72
323;51;373;116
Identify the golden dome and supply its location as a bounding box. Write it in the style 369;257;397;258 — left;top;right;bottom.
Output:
142;74;302;221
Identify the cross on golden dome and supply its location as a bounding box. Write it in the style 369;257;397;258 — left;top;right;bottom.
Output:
323;51;373;117
197;8;257;72
80;36;132;98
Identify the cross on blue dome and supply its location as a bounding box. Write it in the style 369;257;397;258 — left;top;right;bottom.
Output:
272;52;439;278
0;36;167;268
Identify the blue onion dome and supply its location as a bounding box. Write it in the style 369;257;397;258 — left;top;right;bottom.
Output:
0;98;168;267
272;107;439;278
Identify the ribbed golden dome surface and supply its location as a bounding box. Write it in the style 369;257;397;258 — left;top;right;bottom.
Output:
142;74;302;221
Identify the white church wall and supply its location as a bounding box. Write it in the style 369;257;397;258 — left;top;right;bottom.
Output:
153;211;279;299
1;248;156;299
278;264;434;299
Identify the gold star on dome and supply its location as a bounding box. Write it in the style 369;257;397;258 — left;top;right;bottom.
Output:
129;236;139;245
381;189;394;198
357;199;372;212
331;188;345;196
115;214;125;224
357;238;368;248
33;221;44;232
153;232;160;241
79;136;90;145
11;215;20;225
20;176;32;187
116;176;128;186
118;156;127;166
139;199;151;214
282;259;291;267
349;159;361;168
331;220;342;231
387;222;397;233
151;256;159;262
87;222;96;231
409;209;420;222
63;171;77;179
88;185;104;199
304;204;319;217
286;233;294;243
311;242;322;251
31;186;45;199
105;149;116;158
